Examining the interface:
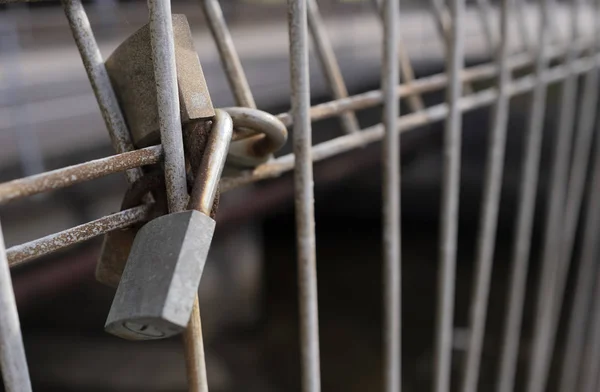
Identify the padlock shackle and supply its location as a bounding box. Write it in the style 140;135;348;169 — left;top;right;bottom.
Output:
189;109;233;215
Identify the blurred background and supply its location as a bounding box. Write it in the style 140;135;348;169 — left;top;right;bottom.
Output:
0;0;594;391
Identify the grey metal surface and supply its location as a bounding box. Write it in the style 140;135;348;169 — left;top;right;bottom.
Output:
288;0;321;390
434;1;465;392
105;210;216;340
61;0;142;185
495;1;553;391
460;1;511;391
189;109;233;215
382;0;400;391
0;221;32;392
105;14;214;148
559;95;600;392
526;0;582;390
578;263;600;392
148;0;188;214
224;107;288;168
307;0;359;135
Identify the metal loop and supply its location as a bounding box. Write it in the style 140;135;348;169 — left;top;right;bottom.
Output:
222;107;289;168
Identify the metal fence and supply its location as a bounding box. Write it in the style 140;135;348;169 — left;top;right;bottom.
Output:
1;0;600;391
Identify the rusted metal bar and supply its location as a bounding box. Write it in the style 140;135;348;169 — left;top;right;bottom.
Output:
221;50;597;189
307;0;360;134
495;0;553;391
61;0;143;185
148;0;188;213
382;0;400;390
0;221;32;392
7;205;151;267
372;0;425;112
0;49;596;208
4;51;597;267
0;146;162;205
288;0;321;389
461;1;512;391
201;0;256;109
434;1;465;392
276;37;593;127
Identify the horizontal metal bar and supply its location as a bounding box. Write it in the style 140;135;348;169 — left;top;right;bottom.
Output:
0;146;162;205
276;38;593;127
0;47;596;208
7;205;151;267
222;51;600;192
5;50;598;267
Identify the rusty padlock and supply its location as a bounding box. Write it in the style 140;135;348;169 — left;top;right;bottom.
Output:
96;14;215;287
105;109;232;340
104;14;214;147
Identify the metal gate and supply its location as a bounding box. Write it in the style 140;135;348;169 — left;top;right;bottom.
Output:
0;0;600;391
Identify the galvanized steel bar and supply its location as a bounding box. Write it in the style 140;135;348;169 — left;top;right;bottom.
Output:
0;222;32;392
460;1;511;391
307;0;360;134
434;1;465;392
382;0;400;390
578;266;600;392
559;112;600;392
201;0;256;108
526;0;581;389
61;0;142;185
148;0;188;213
288;0;321;389
0;146;163;205
372;0;425;112
7;205;151;267
495;1;553;391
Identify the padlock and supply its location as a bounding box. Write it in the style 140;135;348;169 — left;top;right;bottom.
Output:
105;109;232;340
96;171;168;288
105;14;214;147
97;13;215;288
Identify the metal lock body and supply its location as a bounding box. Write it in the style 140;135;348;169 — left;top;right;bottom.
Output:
105;14;214;147
105;110;233;340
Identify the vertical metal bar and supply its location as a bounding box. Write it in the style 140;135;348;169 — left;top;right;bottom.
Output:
475;0;497;55
559;118;600;392
201;0;256;108
148;0;188;213
382;0;400;389
433;0;465;391
0;221;32;392
515;0;531;52
526;0;581;389
372;0;425;113
307;0;360;134
62;0;142;184
495;0;553;391
460;1;512;391
558;4;600;389
147;2;206;391
288;0;321;390
578;267;600;392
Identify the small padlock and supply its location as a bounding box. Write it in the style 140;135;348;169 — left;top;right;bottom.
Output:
105;109;232;341
105;14;214;147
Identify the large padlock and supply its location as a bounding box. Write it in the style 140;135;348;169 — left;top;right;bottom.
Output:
105;14;214;147
105;109;232;340
97;13;215;288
